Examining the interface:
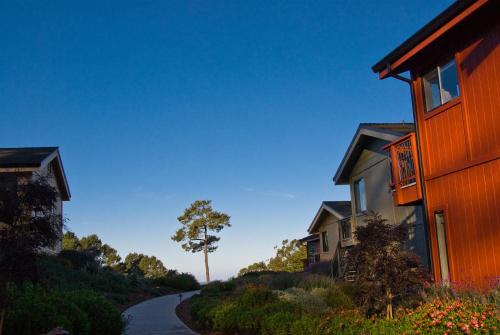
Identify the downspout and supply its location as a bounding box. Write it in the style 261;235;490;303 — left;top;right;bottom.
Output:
385;64;433;272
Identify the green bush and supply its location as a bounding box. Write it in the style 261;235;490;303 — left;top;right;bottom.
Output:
211;302;240;332
324;286;353;310
236;285;276;307
290;315;322;335
201;280;236;296
152;272;200;291
276;287;328;314
189;295;218;328
261;311;295;335
4;284;90;335
65;290;125;335
4;284;125;335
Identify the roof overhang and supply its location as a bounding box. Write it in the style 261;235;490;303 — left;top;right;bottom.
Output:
372;0;489;79
0;148;71;201
307;203;346;234
333;125;408;185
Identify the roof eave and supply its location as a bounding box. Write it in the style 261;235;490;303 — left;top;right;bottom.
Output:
372;0;488;78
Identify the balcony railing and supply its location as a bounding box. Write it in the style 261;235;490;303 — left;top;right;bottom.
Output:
385;133;422;206
395;137;417;187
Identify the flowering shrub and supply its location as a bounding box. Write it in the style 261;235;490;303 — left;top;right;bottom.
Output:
402;298;499;335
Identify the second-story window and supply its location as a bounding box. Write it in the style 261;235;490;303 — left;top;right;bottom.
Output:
423;59;460;112
341;219;352;240
321;231;329;252
354;178;367;214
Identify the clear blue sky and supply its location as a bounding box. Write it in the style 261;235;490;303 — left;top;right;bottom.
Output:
0;0;453;281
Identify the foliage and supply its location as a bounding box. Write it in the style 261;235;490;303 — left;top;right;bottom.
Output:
100;244;121;268
188;272;500;335
0;175;61;334
123;253;167;278
238;261;268;277
347;213;429;317
62;231;80;250
172;200;231;282
78;234;103;254
64;290;125;335
4;284;90;335
152;271;200;291
201;280;236;296
4;284;126;335
268;239;307;272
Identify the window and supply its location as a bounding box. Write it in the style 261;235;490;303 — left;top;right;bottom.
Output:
341;219;352;240
321;231;329;252
434;211;450;284
423;59;460;111
354;178;367;214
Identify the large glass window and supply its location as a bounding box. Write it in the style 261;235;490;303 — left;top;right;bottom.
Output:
321;231;329;252
423;59;460;111
434;211;450;285
354;178;367;214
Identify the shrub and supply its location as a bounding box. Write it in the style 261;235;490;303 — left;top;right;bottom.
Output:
4;284;90;335
211;302;240;332
261;311;295;335
324;286;353;310
4;284;125;335
153;272;200;291
201;280;236;296
189;295;218;328
237;285;276;307
290;315;322;335
276;287;328;314
65;290;125;335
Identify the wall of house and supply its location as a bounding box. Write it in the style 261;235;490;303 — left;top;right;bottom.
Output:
37;162;63;254
317;214;340;262
349;142;429;266
411;14;499;287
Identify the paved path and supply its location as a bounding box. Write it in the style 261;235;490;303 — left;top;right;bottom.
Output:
123;291;200;335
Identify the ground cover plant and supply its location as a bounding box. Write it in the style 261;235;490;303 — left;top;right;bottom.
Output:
186;272;500;335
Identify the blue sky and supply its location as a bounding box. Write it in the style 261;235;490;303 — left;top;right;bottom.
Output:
0;0;453;280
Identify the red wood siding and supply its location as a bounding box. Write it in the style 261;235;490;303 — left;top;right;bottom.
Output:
413;17;500;288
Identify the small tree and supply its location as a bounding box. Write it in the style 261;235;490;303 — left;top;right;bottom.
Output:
347;213;429;319
101;244;121;268
0;175;61;335
62;231;80;250
172;200;230;283
123;253;167;278
238;261;268;277
268;239;306;272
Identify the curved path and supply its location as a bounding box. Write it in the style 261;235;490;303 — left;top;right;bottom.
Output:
123;291;200;335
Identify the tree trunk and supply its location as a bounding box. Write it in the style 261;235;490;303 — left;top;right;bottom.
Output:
386;287;393;320
204;226;210;283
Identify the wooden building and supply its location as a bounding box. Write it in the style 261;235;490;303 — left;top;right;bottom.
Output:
372;0;499;288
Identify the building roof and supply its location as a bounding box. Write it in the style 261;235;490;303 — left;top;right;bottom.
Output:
0;147;59;168
372;0;489;76
0;147;71;201
299;234;319;244
333;123;414;185
307;201;352;233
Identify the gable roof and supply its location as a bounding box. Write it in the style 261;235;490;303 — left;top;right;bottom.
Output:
0;147;59;168
307;201;352;233
333;123;414;185
0;147;71;201
372;0;490;77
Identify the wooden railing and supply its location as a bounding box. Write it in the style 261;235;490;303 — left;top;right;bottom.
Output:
394;137;417;187
386;133;422;205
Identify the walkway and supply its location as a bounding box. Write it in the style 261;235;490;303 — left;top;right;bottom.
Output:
123;291;200;335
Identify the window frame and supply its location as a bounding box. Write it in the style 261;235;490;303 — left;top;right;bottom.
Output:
431;207;453;285
321;231;329;253
422;58;460;113
353;177;367;214
340;218;352;241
